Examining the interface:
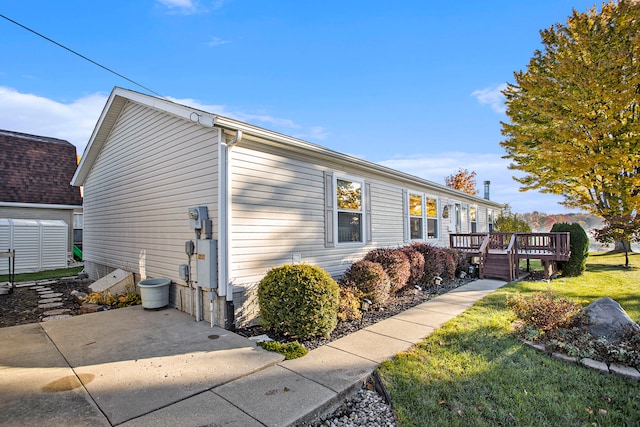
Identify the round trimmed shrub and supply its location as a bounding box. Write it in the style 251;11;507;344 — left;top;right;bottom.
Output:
440;247;469;276
411;243;443;286
551;222;589;277
340;260;391;305
399;246;425;287
363;248;411;292
435;249;456;283
258;264;339;339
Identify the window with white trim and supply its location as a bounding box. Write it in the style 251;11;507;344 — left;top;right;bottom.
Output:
426;196;439;239
336;177;364;243
409;193;423;239
470;205;477;233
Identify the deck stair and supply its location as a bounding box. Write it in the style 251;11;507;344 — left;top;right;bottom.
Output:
450;232;571;281
482;251;515;281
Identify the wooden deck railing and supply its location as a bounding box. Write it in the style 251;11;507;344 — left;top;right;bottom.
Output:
449;232;571;280
450;232;570;259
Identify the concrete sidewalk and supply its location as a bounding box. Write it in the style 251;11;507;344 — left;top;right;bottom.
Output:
0;279;506;427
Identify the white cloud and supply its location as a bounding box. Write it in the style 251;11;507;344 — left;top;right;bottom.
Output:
157;0;199;14
379;152;571;214
156;0;225;15
0;86;106;156
0;87;327;159
206;36;230;47
471;83;507;114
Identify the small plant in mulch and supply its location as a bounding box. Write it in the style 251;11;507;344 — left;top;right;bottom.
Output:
82;285;141;309
257;340;308;359
507;291;640;369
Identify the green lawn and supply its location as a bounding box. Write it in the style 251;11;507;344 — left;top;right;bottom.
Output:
378;252;640;426
0;266;83;283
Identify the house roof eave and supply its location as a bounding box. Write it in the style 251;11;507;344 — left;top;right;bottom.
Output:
74;87;504;209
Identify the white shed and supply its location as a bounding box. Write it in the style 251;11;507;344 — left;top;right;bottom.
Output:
0;219;68;274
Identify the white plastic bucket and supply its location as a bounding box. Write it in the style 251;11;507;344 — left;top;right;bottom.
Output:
137;278;171;309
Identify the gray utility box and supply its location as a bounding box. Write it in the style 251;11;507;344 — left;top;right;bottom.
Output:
196;239;217;289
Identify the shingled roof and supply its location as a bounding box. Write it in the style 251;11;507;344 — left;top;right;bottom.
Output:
0;129;83;206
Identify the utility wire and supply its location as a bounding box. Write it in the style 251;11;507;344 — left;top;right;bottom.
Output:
0;13;165;98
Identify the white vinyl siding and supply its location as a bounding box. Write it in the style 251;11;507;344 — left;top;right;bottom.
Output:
82;101;219;283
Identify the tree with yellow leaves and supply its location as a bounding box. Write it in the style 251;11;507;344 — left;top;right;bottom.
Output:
501;0;640;255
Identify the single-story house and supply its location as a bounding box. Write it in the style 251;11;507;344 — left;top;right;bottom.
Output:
72;87;504;328
0;129;83;258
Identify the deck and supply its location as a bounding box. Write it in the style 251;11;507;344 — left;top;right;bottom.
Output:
450;232;571;281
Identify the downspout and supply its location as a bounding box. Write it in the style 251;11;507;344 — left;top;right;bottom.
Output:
219;129;242;330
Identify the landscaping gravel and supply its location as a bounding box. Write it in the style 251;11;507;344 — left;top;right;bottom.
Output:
303;387;397;427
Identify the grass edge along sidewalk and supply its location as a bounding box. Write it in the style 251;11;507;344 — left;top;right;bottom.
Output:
378;252;640;426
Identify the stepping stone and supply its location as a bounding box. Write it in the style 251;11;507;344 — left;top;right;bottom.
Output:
39;292;63;298
15;282;36;288
42;314;73;322
38;298;62;304
30;286;46;290
42;308;71;316
33;287;52;292
39;302;63;309
37;280;58;285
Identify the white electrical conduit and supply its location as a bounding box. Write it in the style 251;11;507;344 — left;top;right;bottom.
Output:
223;130;243;303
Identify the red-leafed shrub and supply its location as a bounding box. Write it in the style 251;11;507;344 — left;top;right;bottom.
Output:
364;248;411;292
399;246;425;287
440;247;469;276
411;243;442;286
436;249;456;282
339;260;391;305
507;291;582;331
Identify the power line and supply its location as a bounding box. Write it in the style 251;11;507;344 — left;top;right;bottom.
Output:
0;13;165;98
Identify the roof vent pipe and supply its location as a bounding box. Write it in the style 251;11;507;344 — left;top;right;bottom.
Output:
483;181;491;200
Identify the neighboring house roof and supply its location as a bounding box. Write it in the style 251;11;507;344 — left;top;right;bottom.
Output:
0;129;83;206
73;87;503;208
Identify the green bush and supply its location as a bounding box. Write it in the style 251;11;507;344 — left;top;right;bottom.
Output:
340;260;390;305
551;222;589;276
337;285;363;322
257;264;339;339
363;248;411;292
257;340;308;359
506;291;583;331
399;246;425;287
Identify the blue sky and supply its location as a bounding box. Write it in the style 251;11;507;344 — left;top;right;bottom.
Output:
1;0;599;213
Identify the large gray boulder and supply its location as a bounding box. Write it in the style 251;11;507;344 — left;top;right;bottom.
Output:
583;297;640;341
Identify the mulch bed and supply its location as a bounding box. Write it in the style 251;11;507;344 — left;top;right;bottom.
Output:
235;277;474;350
0;277;92;328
